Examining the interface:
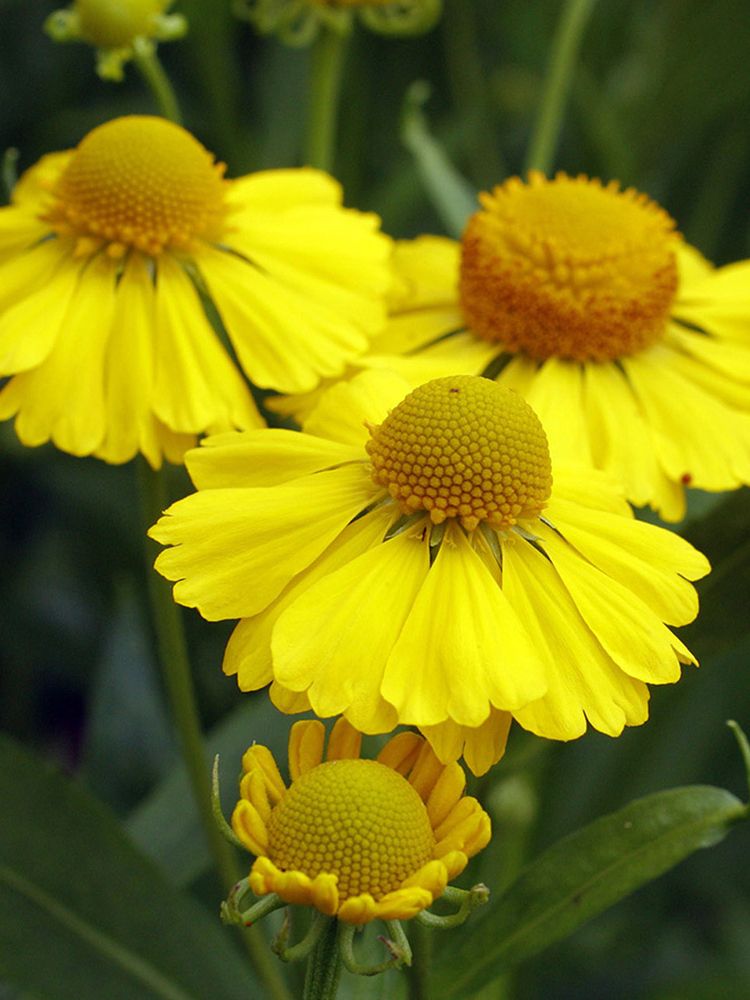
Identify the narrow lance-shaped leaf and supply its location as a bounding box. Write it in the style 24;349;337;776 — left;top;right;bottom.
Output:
437;780;748;998
0;734;258;1000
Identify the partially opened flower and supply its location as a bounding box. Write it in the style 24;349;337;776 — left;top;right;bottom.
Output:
277;173;750;521
235;0;441;46
230;718;490;927
0;115;390;466
45;0;187;81
151;370;710;773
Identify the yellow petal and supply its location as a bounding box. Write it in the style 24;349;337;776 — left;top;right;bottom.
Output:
187;429;362;489
302;369;411;447
547;493;709;624
421;709;511;776
0;254;117;456
226;168;341;211
151;464;377;620
222;504;393;692
376;731;424;776
326;718;362;761
198;245;373;394
0;242;82;373
383;523;547;728
523;358;593;467
153;254;262;434
425;763;466;828
503;539;650;740
582;360;684;519
538;524;690;683
272;527;430;729
231;800;268;856
623;346;750;489
387;235;460;311
288;720;325;781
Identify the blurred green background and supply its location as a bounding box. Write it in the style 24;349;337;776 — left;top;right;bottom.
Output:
2;1;750;997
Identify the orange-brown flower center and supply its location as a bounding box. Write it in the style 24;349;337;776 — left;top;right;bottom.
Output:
459;172;679;362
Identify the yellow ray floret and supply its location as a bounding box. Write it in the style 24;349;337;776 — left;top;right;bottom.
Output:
231;719;490;925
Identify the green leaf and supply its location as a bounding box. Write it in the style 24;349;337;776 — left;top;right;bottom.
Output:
0;734;256;1000
400;80;478;237
436;784;748;997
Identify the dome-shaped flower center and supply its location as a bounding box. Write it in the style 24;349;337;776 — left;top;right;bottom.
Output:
46;116;226;255
366;375;552;531
74;0;169;48
459;173;679;362
267;759;434;901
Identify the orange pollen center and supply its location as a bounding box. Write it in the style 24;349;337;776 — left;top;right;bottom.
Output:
459;172;679;362
267;759;434;901
44;115;227;257
366;375;552;532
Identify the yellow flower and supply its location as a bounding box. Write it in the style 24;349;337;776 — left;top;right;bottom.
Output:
234;0;441;45
45;0;187;81
231;718;490;925
277;173;750;522
150;370;710;774
0;115;390;466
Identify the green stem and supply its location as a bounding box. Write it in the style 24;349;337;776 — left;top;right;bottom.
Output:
523;0;598;175
137;461;292;1000
302;918;341;1000
305;25;349;171
406;919;431;1000
132;38;183;124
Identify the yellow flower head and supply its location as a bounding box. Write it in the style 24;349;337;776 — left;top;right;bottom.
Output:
231;718;490;924
0;116;390;466
234;0;441;46
276;172;750;522
151;370;710;774
45;0;187;81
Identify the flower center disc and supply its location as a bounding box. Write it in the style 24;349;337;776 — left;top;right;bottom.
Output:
459;172;679;362
367;375;552;531
267;759;434;901
47;116;226;255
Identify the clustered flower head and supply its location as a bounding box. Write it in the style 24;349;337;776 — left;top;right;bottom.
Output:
0;115;390;465
230;718;490;925
151;369;709;774
45;0;187;80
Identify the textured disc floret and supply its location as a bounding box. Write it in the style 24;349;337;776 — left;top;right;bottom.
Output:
366;375;552;531
46;116;226;255
459;172;679;362
267;759;434;900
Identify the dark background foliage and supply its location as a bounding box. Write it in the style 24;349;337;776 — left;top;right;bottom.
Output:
2;1;750;997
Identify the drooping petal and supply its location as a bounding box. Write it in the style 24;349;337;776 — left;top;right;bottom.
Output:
422;709;512;776
623;346;750;490
222;505;393;692
273;528;429;731
538;524;691;683
153;254;262;433
0;254;117;455
383;523;547;728
151;464;378;620
546;490;709;624
197;243;376;394
503;538;650;740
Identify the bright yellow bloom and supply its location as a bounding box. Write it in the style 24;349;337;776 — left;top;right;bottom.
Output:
277;173;750;522
45;0;186;81
235;0;441;45
232;718;490;924
0;116;390;466
150;370;710;773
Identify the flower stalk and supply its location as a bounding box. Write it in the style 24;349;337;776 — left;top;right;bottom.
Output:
137;461;292;1000
524;0;599;174
132;37;183;123
306;24;349;171
303;918;342;1000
